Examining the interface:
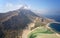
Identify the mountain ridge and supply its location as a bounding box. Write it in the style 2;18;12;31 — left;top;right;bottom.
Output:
0;7;55;38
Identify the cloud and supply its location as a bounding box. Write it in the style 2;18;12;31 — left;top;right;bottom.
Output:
0;3;24;13
0;3;31;13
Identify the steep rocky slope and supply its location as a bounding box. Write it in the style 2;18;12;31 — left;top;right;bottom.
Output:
0;6;55;38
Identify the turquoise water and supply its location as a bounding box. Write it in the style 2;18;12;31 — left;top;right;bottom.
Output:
49;23;60;32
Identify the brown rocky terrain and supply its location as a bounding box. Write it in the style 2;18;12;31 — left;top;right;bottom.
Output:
0;6;55;38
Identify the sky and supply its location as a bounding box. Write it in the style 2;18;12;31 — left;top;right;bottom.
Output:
0;0;60;13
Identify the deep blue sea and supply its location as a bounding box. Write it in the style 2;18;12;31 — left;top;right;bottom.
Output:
41;12;60;32
44;15;60;22
42;12;60;22
49;23;60;32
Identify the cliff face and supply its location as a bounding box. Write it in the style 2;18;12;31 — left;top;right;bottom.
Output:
0;7;55;38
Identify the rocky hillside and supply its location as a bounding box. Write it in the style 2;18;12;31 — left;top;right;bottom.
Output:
0;6;55;38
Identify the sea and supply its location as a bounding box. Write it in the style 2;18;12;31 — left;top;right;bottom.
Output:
42;12;60;22
49;23;60;32
42;12;60;32
44;15;60;22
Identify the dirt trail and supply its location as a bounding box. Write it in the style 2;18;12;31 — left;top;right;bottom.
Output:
22;22;35;38
21;18;38;38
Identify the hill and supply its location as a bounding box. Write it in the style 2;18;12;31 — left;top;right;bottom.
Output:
0;6;55;38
